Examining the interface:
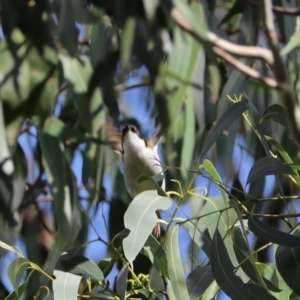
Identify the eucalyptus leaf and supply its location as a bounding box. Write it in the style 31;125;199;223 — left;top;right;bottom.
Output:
123;191;172;267
167;226;190;300
249;215;300;247
53;270;81;300
246;157;294;185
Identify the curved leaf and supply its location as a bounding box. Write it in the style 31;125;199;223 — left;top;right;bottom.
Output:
167;226;190;300
186;266;214;300
123;191;172;267
211;229;249;300
200;100;248;159
7;258;30;296
142;235;169;278
246;157;294;185
116;263;129;300
276;235;300;296
249;215;300;247
61;255;104;282
261;104;289;129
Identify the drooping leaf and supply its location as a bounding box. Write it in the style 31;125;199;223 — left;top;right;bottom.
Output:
219;0;244;26
276;234;300;296
4;278;30;300
7;258;30;297
142;235;169;278
116;263;129;300
53;270;81;300
232;227;280;292
0;240;24;257
137;289;159;300
186;266;214;300
61;255;104;282
211;229;250;299
166;226;190;300
98;258;116;278
246;157;294;185
200;100;248;159
261;104;289;129
123;191;172;267
249;215;300;247
211;230;276;299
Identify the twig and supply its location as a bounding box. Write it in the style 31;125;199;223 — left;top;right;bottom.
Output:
171;8;274;64
262;0;300;147
213;46;278;89
245;0;300;16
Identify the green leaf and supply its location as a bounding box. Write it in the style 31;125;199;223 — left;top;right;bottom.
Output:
276;236;300;296
0;101;14;175
166;226;190;300
40;134;82;275
281;25;300;56
183;220;212;257
180;88;195;181
137;289;159;300
211;229;249;300
7;258;30;296
61;255;104;282
122;191;172;267
261;104;289;129
201;159;227;200
53;270;81;300
219;0;244;26
4;278;29;300
116;263;128;300
121;17;136;69
233;227;280;292
142;0;159;21
186;266;214;300
200;100;248;159
211;230;276;299
246;157;294;185
0;240;24;257
98;258;116;278
58;0;78;57
249;215;300;247
142;235;169;278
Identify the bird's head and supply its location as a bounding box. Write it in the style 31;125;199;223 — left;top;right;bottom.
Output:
122;124;147;152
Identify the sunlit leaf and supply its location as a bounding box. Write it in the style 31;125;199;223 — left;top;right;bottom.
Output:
7;258;30;297
53;270;81;300
166;226;190;300
61;255;104;282
123;191;172;267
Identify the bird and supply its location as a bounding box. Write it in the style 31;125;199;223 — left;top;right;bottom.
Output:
106;123;164;237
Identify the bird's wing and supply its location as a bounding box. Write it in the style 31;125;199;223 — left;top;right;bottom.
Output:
147;124;162;149
105;123;123;154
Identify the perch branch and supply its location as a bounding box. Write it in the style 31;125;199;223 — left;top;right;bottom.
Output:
245;0;300;16
171;8;274;65
262;0;300;146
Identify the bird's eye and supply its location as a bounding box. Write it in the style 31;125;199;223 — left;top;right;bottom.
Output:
130;126;137;133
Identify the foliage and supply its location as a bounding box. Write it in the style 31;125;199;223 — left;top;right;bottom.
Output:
1;0;300;299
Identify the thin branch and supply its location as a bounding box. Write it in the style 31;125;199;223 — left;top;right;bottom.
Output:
245;0;300;16
212;46;279;89
171;8;274;65
262;0;300;147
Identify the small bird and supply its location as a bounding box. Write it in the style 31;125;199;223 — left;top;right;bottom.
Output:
106;123;164;237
